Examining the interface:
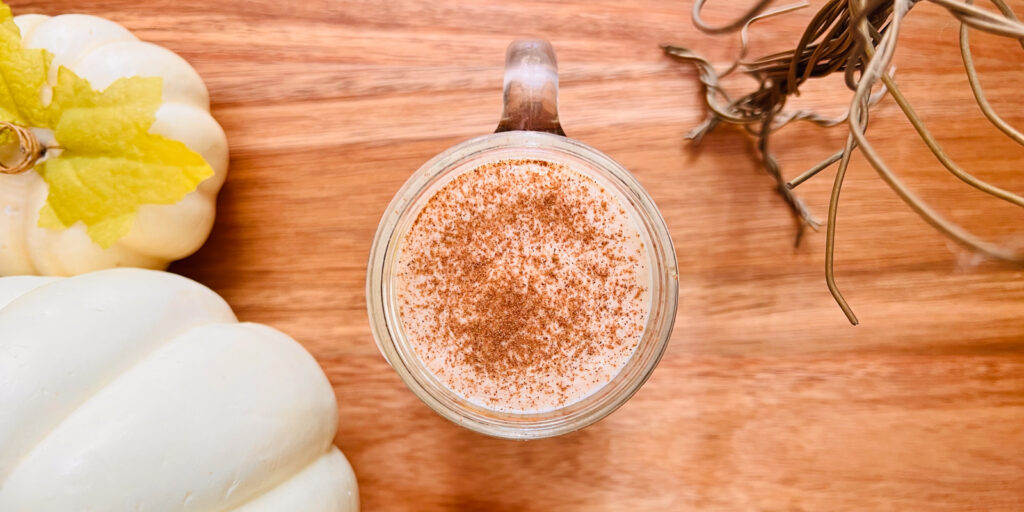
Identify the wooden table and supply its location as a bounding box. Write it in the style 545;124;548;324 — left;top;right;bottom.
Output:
15;0;1024;509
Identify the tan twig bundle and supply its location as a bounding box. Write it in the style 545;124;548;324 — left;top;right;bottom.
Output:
665;0;1024;324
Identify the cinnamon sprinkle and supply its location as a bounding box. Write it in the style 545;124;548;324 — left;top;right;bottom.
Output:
396;159;649;413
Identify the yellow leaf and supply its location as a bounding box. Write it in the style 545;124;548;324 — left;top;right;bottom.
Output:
36;70;213;248
1;1;214;248
0;4;52;127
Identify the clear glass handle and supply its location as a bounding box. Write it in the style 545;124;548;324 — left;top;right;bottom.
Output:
495;40;565;136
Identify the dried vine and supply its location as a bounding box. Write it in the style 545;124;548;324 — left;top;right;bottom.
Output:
0;121;42;175
664;0;1024;324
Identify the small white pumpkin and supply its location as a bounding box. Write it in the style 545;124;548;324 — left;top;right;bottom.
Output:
0;269;358;511
0;13;228;276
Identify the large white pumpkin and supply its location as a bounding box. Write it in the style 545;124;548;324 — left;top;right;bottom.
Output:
0;14;229;276
0;269;358;511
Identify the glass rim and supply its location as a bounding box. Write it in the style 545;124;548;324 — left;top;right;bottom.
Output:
367;131;678;439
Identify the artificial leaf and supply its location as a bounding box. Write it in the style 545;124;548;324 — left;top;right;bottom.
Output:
36;69;212;247
0;4;52;127
0;1;214;248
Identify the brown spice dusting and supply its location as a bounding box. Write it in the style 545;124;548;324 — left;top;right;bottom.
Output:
396;159;649;412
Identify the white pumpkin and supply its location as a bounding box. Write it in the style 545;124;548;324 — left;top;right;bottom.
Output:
0;14;229;277
0;269;358;511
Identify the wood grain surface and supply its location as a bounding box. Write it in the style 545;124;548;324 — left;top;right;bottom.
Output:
12;0;1024;510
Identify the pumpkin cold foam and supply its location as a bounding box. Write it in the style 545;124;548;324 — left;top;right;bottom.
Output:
396;158;651;413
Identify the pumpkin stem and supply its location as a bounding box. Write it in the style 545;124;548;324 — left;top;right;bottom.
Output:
0;121;43;175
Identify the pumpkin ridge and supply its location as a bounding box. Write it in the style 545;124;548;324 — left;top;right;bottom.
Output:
59;39;132;87
73;40;211;109
1;321;337;510
206;324;342;511
0;318;233;489
227;448;359;512
221;447;337;512
27;213;165;275
0;171;40;274
24;14;136;100
0;274;55;309
9;14;48;42
19;188;38;274
0;269;236;486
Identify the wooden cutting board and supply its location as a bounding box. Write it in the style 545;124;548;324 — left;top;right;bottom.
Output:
12;0;1024;510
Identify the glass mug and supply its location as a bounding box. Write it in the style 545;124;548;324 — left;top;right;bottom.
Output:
367;40;678;439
